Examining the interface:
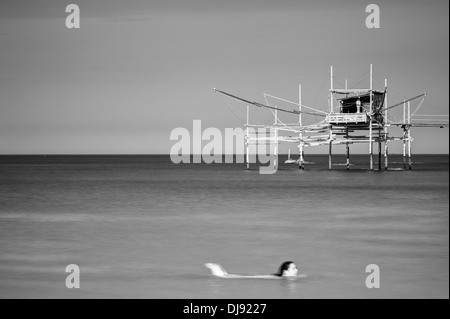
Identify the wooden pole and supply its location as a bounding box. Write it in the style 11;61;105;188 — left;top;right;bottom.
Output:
329;66;333;170
408;101;412;170
369;64;373;170
384;79;388;170
274;105;278;171
330;66;333;113
403;100;406;124
344;78;350;170
376;73;381;171
246;105;250;170
329;141;333;170
403;128;407;169
299;84;304;170
403;100;407;169
378;127;382;170
346;127;350;170
329;130;333;170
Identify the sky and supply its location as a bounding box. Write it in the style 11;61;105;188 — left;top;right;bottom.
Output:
0;0;448;154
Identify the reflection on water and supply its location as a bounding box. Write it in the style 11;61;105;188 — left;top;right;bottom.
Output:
280;278;299;295
207;278;223;296
0;155;448;298
206;277;300;298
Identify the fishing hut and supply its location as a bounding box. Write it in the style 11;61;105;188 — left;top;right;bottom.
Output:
215;64;447;171
326;64;388;170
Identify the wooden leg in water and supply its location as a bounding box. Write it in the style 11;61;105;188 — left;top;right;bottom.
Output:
346;143;350;170
403;128;407;170
346;128;350;170
328;141;332;170
384;141;389;170
378;129;382;171
408;129;412;170
369;121;373;171
299;143;304;170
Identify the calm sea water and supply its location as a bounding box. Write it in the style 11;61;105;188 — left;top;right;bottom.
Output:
0;155;448;299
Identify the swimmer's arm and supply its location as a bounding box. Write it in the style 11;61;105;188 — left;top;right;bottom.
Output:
222;274;279;279
229;274;307;279
205;263;306;279
205;264;278;279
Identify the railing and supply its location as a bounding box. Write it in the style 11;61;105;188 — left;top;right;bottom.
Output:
326;113;368;124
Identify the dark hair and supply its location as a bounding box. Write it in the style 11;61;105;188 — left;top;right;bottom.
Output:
273;261;294;277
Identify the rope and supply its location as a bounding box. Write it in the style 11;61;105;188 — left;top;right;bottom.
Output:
263;93;328;115
218;94;267;126
410;97;425;118
379;93;426;113
351;71;369;88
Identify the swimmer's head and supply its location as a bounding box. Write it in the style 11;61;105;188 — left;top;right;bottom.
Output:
275;261;298;277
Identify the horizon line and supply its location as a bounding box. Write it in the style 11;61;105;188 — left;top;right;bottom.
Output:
0;153;448;156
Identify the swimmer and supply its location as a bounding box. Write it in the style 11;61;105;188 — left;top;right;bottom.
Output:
204;261;305;279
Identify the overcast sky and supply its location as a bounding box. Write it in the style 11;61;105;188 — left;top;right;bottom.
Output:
0;0;448;154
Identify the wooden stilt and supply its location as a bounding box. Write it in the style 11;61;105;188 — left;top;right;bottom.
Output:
346;127;350;170
329;140;332;170
369;123;373;170
378;128;382;170
298;84;304;170
328;129;333;170
330;66;333;113
274;106;278;171
407;101;412;170
403;127;407;169
329;66;333;170
369;64;373;170
408;129;412;170
299;146;304;170
402;100;407;169
246;105;250;170
384;79;389;170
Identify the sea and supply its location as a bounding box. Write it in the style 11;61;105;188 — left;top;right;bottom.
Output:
0;154;448;299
